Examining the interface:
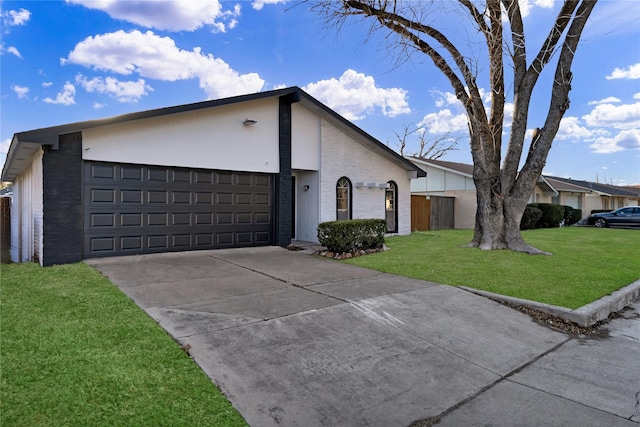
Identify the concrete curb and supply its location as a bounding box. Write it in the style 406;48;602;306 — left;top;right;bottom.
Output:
460;279;640;328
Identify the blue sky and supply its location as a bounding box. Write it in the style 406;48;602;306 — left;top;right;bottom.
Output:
2;0;639;185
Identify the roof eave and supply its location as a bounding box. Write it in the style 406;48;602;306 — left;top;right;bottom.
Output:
2;86;426;181
406;157;473;179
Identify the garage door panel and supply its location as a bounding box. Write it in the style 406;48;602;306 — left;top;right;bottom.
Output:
83;162;274;257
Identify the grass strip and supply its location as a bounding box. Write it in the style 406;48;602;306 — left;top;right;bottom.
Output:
0;262;247;427
344;228;640;309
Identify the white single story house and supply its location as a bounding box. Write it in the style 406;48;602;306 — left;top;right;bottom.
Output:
2;87;424;266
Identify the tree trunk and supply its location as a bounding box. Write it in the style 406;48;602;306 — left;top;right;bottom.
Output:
469;139;550;254
470;183;549;254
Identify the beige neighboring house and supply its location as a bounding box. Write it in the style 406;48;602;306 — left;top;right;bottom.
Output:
535;177;591;209
408;158;640;230
543;177;640;214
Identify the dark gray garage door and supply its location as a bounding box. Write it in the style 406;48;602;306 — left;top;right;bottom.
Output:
83;162;273;257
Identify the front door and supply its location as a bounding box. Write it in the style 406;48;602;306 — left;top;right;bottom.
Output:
385;182;397;233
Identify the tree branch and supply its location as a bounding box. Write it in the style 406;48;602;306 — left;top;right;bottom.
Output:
515;0;597;197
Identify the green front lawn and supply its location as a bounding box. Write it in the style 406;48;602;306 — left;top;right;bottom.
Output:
0;262;247;427
344;228;640;309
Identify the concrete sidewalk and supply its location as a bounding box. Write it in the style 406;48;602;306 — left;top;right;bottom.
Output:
87;247;640;426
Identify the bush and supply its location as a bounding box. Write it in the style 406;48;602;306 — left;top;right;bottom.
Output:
521;206;543;230
536;203;566;228
562;205;574;225
317;219;387;253
568;208;582;225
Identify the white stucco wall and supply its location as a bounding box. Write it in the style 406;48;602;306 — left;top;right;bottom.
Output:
319;120;412;235
291;104;320;171
82;98;280;173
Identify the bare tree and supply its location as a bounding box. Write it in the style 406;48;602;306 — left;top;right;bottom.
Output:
312;0;597;254
391;124;461;160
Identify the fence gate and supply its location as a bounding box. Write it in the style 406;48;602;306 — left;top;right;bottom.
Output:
430;196;455;230
411;195;431;231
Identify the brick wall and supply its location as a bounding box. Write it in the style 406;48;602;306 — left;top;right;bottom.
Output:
320;121;412;235
42;132;83;266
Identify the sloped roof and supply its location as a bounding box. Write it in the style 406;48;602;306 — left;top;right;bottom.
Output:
408;157;474;177
544;177;591;193
2;86;425;181
546;176;640;198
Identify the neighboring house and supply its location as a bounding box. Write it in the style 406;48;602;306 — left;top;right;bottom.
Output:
538;177;591;210
544;177;640;213
409;157;640;230
409;158;477;229
409;158;557;230
2;87;424;266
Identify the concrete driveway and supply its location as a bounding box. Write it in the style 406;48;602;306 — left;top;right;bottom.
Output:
86;247;640;427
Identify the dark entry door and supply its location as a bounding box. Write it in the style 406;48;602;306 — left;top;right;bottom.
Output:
83;161;274;257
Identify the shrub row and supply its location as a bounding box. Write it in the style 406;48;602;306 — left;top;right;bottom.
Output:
521;203;582;230
520;206;542;230
317;219;386;253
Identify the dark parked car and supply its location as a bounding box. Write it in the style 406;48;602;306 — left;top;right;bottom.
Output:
587;206;640;228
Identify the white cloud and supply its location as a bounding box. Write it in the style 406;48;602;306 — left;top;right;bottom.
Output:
1;138;11;154
555;116;595;140
76;74;152;102
2;46;22;58
508;0;555;19
66;0;240;32
589;129;640;154
11;85;29;99
63;30;264;99
42;82;53;88
431;89;459;108
43;83;76;105
606;63;640;80
93;102;106;109
582;101;640;130
427;89;512;132
252;0;288;11
588;96;621;105
303;69;410;121
2;8;31;26
418;109;468;134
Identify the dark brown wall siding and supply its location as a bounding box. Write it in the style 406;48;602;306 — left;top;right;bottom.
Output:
42;132;84;266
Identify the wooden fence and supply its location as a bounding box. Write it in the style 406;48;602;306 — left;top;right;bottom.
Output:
411;195;455;231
